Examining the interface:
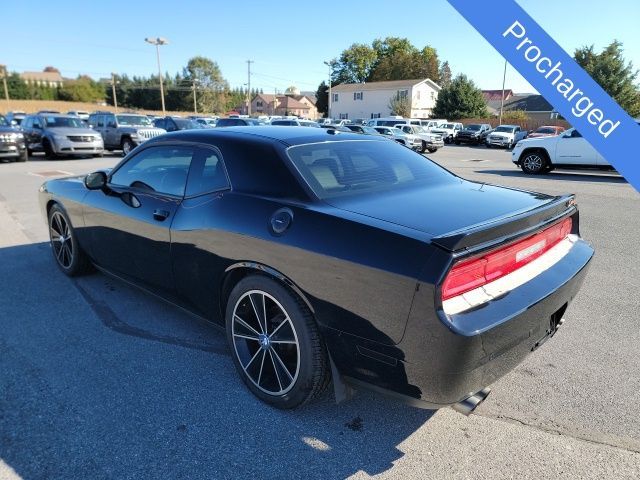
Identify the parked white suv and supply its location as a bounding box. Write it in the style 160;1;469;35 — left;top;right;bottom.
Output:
430;122;463;143
394;124;444;153
486;124;528;149
512;128;610;174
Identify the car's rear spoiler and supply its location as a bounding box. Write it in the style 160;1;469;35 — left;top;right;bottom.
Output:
431;194;577;252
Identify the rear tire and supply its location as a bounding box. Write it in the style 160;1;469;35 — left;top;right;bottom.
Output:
427;148;437;153
17;150;28;162
521;150;549;174
47;204;92;276
454;140;460;145
226;275;330;409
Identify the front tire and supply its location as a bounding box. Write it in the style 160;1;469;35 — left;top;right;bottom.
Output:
121;138;135;156
48;204;92;276
521;151;549;174
43;139;56;159
226;275;329;409
17;150;28;162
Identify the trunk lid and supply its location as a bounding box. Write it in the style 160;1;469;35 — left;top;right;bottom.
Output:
327;179;574;251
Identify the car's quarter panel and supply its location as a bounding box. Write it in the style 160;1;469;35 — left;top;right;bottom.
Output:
170;191;433;345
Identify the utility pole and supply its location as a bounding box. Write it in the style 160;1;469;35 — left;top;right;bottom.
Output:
145;37;169;114
273;87;278;116
498;59;507;126
192;78;198;114
0;65;9;108
246;60;254;116
110;73;119;113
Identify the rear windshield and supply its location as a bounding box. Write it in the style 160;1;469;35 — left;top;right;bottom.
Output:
286;139;451;199
535;127;556;134
465;124;481;131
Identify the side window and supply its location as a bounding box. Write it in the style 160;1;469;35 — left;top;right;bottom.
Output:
154;119;165;129
33;117;42;129
23;117;32;129
110;145;195;197
105;115;115;127
96;115;105;128
185;148;229;197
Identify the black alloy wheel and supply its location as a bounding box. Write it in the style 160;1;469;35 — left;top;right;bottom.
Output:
48;205;92;276
226;275;329;409
121;138;135;156
521;151;548;174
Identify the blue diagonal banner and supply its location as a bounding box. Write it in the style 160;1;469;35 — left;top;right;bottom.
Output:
448;0;640;192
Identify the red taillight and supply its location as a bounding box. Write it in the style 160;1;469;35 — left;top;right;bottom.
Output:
442;217;573;301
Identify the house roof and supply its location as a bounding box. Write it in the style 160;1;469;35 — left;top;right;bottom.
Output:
333;78;440;93
252;94;311;110
20;71;64;82
482;89;514;101
503;94;553;112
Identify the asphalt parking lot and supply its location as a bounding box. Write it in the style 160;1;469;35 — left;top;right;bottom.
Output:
1;146;639;479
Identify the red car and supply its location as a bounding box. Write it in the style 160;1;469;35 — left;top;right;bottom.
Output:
528;125;565;138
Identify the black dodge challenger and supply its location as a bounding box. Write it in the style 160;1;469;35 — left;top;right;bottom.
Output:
39;127;593;414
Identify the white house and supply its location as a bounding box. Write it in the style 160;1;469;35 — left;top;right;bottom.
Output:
330;78;441;120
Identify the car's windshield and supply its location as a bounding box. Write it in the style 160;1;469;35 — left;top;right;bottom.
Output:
465;124;481;131
494;126;515;133
535;127;556;134
413;126;427;133
443;123;455;129
42;116;85;128
391;128;404;135
117;115;152;126
287;139;451;200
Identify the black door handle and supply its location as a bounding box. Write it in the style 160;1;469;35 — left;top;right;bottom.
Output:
153;209;170;221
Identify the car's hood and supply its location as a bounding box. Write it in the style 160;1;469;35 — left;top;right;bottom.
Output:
47;127;99;136
326;178;557;238
0;126;20;133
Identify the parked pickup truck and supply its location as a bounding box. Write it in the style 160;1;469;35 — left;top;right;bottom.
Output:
512;127;610;174
430;122;463;143
485;124;528;149
395;124;444;153
455;123;492;145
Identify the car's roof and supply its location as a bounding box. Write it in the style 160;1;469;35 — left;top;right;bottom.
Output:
151;126;380;147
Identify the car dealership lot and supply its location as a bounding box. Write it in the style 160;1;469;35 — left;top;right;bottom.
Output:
1;148;639;479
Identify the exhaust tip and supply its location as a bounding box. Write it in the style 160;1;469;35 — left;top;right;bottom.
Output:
451;387;491;416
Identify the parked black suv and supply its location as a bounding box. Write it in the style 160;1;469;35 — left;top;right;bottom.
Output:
455;123;492;145
0;114;27;162
152;116;204;132
215;118;262;127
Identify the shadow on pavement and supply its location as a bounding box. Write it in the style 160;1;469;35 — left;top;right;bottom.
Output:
0;242;435;479
478;169;626;184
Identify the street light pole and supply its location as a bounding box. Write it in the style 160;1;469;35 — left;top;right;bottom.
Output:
246;60;253;116
145;37;169;114
110;73;119;113
498;59;507;125
324;60;333;119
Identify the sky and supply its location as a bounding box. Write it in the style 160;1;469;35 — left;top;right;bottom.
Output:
3;0;639;95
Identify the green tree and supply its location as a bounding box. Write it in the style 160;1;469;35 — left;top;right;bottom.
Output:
315;81;329;116
388;92;412;117
184;56;228;113
432;74;488;119
333;43;378;84
57;75;105;102
6;72;29;99
574;40;640;116
438;61;452;87
369;37;440;82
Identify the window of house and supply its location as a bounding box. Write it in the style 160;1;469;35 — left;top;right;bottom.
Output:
416;90;420;100
339;113;349;119
370;113;381;119
398;90;408;100
430;92;435;100
257;101;263;107
333;93;339;102
353;91;363;101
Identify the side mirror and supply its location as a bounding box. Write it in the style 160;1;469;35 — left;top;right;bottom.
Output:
10;120;17;126
85;171;107;190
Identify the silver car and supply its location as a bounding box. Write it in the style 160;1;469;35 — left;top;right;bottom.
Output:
89;113;166;156
21;114;104;158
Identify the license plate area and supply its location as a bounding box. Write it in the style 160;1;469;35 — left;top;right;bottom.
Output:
532;303;568;351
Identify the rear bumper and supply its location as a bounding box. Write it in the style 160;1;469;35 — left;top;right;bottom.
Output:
0;141;26;158
327;237;593;408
